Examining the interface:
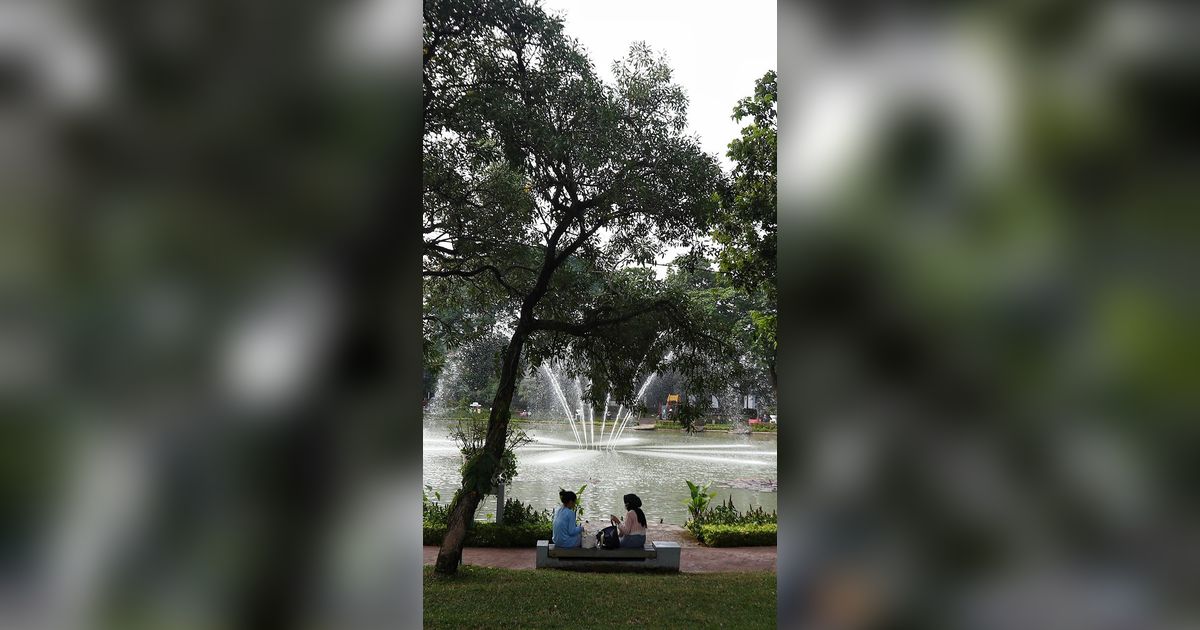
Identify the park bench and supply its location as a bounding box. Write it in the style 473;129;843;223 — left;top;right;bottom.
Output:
535;540;681;572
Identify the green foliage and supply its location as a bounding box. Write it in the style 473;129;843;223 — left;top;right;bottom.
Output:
705;496;778;526
423;496;552;543
685;494;777;537
428;334;515;408
675;401;706;434
748;310;777;353
423;485;450;524
422;522;553;548
424;0;729;407
682;480;717;523
459;452;501;496
716;70;777;300
704;497;740;526
502;497;553;526
697;523;777;547
711;69;778;402
451;415;533;488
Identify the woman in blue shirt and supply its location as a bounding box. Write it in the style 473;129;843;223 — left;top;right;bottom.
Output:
552;489;584;548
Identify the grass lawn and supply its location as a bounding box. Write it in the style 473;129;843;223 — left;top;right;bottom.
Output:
424;566;776;629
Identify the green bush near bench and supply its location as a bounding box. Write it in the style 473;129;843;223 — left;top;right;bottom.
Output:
697;523;777;547
423;522;553;547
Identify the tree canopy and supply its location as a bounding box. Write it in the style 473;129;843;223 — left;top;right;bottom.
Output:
423;0;728;410
713;70;778;400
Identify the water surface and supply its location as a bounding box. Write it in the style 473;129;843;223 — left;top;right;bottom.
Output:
423;422;777;524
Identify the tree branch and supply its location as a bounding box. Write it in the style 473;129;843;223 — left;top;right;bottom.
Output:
530;299;673;336
423;264;525;296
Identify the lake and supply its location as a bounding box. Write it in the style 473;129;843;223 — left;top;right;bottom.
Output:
423;421;777;525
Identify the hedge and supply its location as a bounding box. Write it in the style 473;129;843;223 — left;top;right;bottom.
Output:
697;523;777;547
423;522;553;547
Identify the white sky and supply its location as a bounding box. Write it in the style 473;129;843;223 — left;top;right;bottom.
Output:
540;0;776;170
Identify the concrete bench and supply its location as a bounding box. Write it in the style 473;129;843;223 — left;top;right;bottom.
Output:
535;540;681;572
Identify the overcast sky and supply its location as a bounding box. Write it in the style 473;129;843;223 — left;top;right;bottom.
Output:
539;0;776;170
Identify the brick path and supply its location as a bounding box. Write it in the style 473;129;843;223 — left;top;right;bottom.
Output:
422;545;776;573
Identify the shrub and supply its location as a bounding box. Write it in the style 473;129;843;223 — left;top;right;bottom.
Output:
424;522;448;545
468;522;553;547
704;496;742;525
423;485;449;524
697;523;777;547
502;497;553;526
685;495;777;537
423;521;553;547
451;416;534;488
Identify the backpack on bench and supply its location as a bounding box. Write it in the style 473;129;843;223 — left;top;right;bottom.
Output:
596;525;621;550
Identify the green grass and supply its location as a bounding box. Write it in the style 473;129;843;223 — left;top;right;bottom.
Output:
424;566;776;629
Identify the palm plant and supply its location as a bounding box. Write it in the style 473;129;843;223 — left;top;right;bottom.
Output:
575;484;587;522
683;480;717;522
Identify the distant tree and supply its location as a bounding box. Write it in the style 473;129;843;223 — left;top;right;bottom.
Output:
664;251;774;415
714;70;777;403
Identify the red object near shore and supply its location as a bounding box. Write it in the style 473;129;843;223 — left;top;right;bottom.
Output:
748;418;761;425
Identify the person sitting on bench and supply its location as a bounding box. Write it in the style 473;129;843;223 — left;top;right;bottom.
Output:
610;493;648;548
552;489;584;549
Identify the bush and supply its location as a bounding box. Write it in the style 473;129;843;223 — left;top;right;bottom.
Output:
468;522;553;547
697;523;777;547
423;485;450;524
713;498;776;525
685;495;777;537
423;521;553;547
502;497;553;526
424;523;448;545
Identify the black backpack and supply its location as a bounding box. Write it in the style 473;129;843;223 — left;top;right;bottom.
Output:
596;525;620;550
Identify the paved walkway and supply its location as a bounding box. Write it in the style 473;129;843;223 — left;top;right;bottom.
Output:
422;545;776;573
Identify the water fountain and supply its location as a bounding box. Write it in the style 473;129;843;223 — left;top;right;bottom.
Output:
424;350;465;421
423;347;776;525
607;368;662;450
539;364;581;445
530;360;667;451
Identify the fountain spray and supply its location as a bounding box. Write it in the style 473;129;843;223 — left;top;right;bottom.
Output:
541;364;582;447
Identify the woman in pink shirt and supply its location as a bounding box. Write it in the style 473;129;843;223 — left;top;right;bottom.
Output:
609;493;648;548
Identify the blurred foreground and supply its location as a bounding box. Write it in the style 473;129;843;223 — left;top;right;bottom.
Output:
777;2;1198;629
1;1;424;629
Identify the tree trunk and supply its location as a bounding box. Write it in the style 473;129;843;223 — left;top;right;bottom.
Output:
434;325;529;574
433;197;570;575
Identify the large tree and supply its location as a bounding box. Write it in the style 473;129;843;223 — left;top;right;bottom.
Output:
714;70;778;404
423;0;725;574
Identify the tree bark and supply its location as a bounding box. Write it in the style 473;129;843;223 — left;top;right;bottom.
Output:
434;324;530;574
433;197;575;575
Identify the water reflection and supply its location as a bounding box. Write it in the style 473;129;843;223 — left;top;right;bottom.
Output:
423;423;777;524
